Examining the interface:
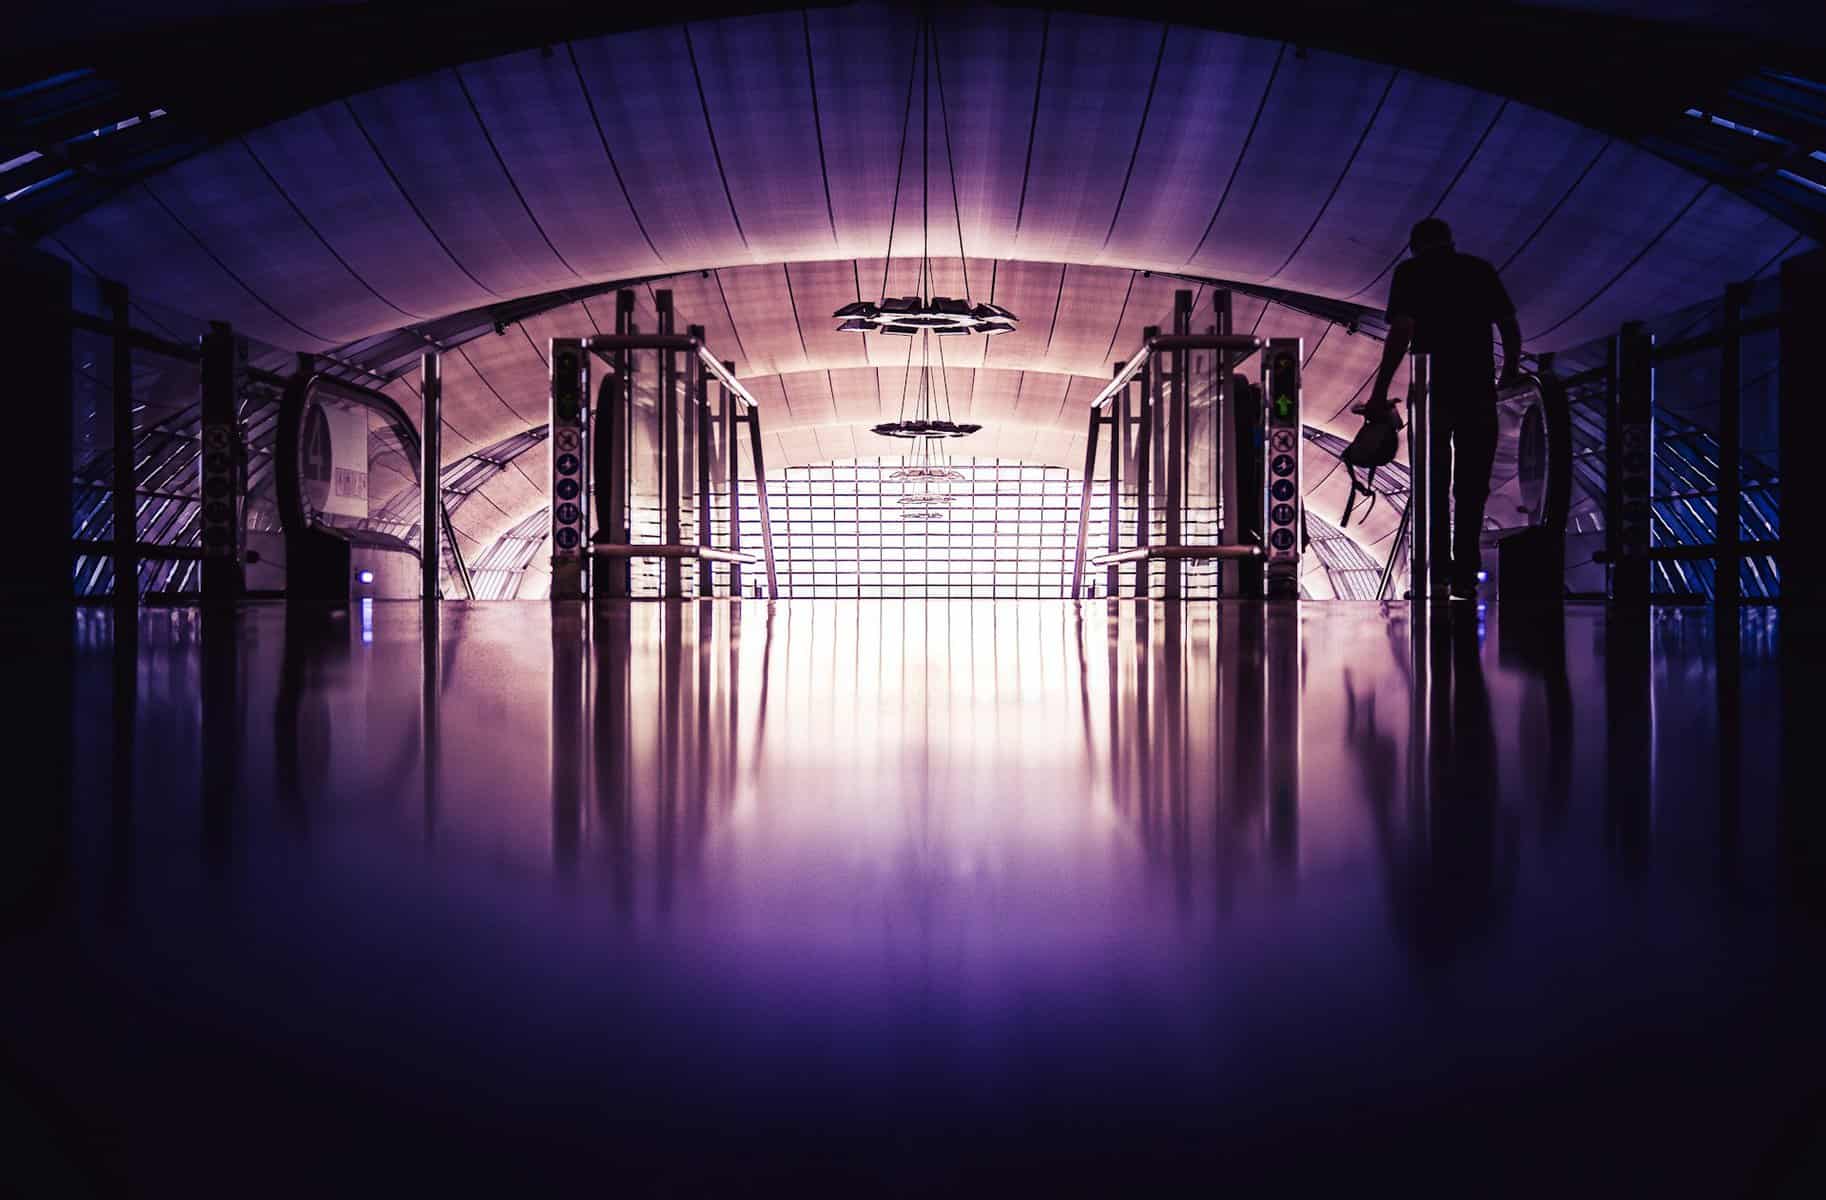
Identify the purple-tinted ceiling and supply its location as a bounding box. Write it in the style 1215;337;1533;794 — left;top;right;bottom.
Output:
45;4;1805;356
35;3;1813;558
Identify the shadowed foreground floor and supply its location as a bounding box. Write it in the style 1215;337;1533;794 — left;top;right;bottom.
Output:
3;600;1822;1196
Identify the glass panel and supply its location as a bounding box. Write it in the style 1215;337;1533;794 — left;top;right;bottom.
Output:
745;457;1103;599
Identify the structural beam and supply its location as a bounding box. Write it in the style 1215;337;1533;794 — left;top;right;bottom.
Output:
1609;322;1655;605
198;322;242;610
106;281;136;614
420;351;441;602
1716;282;1747;613
549;338;590;601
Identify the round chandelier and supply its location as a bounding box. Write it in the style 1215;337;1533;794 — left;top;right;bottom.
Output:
835;297;1016;338
892;427;965;523
870;417;979;439
834;11;1017;349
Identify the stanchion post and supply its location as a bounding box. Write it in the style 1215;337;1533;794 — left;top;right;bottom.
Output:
420;352;441;603
1610;322;1654;605
549;338;590;601
1408;353;1430;603
1717;283;1747;613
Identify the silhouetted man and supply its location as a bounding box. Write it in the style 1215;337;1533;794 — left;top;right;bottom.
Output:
1362;218;1522;600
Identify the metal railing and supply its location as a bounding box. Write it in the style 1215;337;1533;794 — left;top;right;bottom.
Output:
1071;290;1269;599
550;288;778;600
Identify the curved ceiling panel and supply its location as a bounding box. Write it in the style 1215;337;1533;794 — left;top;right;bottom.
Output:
1182;48;1398;284
1267;72;1506;298
456;47;664;280
144;144;408;344
717;263;812;376
787;259;872;370
829;366;884;425
239;104;499;321
805;5;920;260
1529;184;1804;349
691;11;840;265
51;182;338;350
1000;13;1164;266
345;72;587;298
566;25;748;267
1100;29;1281;267
979;260;1067;370
1499;145;1712;338
933;6;1045;260
1402;103;1612;299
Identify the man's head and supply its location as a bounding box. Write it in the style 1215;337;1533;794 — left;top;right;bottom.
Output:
1409;218;1453;255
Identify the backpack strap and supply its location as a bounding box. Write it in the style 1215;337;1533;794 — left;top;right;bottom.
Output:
1340;464;1380;529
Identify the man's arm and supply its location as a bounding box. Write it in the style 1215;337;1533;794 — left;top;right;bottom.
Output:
1365;315;1414;413
1498;313;1522;387
1490;261;1521;386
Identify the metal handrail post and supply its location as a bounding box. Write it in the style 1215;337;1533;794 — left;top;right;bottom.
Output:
1409;352;1430;604
1072;406;1101;599
723;361;742;598
420;351;441;602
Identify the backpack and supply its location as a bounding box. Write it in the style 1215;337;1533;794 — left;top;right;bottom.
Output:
1340;412;1400;529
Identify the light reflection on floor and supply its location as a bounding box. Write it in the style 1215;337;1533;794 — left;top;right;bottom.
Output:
7;600;1823;1196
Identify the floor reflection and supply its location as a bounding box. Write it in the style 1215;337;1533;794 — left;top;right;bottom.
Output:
7;600;1823;1195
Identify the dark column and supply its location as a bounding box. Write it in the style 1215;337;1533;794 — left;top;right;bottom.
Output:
421;352;441;602
724;361;742;598
1779;251;1822;626
691;326;713;596
1109;362;1125;599
1263;338;1304;600
550;339;590;600
0;244;75;933
0;247;74;606
657;291;682;598
1716;283;1747;614
1134;329;1157;598
1609;321;1654;605
106;281;137;615
1165;291;1191;598
744;404;780;599
1231;375;1263;598
1072;408;1101;599
199;322;243;609
1779;249;1825;916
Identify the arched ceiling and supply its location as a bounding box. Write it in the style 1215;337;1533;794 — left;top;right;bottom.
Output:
22;2;1815;573
40;4;1805;355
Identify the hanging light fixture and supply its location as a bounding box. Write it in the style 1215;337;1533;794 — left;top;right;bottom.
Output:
891;434;964;522
839;10;1015;443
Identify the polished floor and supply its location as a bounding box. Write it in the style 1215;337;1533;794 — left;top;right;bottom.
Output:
4;599;1824;1196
